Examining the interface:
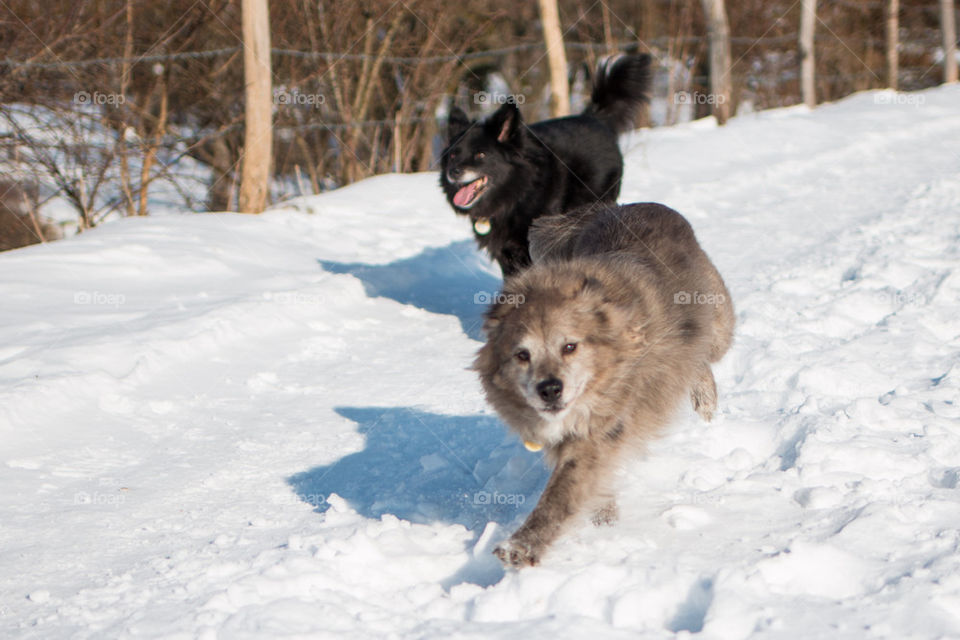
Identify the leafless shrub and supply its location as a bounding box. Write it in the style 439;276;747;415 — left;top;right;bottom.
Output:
0;0;948;244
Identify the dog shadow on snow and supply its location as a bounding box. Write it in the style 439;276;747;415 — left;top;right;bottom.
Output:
318;239;501;341
306;243;537;585
288;406;549;588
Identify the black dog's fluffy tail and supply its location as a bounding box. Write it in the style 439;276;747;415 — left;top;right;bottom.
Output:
584;54;652;135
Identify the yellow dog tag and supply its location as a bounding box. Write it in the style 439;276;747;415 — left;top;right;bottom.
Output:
473;217;492;235
524;440;543;452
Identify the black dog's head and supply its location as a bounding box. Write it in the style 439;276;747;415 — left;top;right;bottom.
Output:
440;103;524;214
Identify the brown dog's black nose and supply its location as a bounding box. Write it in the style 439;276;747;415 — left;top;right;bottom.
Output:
537;378;563;402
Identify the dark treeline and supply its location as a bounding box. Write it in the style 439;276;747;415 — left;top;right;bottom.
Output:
0;0;950;236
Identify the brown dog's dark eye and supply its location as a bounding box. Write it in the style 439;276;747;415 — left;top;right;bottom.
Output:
515;349;530;363
562;342;577;355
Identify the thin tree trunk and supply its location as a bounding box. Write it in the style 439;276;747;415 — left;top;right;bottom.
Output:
942;0;958;83
800;0;817;108
538;0;570;117
601;3;615;55
118;0;136;217
393;112;402;173
138;79;168;216
23;189;48;243
700;0;733;123
886;0;899;89
207;136;234;211
238;0;272;213
294;135;320;195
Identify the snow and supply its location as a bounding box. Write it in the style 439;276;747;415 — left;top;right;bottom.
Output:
1;86;959;638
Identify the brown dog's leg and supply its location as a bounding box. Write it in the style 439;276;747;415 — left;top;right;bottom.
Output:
690;363;718;422
591;499;619;526
494;442;609;568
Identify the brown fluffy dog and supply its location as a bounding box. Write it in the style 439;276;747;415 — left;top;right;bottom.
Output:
474;202;735;568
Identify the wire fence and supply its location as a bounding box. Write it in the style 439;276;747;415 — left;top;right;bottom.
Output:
0;0;947;73
0;34;942;137
0;0;952;237
8;17;940;70
0;32;904;69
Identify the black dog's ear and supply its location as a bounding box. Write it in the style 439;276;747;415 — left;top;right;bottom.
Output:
486;103;522;145
447;106;470;141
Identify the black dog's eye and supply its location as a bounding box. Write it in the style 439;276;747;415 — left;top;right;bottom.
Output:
515;349;530;363
562;342;577;355
476;152;485;159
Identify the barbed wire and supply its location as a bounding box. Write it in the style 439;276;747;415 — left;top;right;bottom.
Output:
0;57;934;150
0;0;947;72
0;47;242;71
0;32;862;71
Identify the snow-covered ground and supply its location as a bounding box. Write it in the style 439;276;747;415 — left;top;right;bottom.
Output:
1;86;959;638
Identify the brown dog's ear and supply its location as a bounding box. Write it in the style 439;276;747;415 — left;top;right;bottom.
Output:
481;288;525;337
563;274;603;301
578;276;603;294
481;314;501;336
481;303;508;337
628;326;648;347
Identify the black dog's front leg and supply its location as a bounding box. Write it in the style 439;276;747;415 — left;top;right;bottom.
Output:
495;238;532;277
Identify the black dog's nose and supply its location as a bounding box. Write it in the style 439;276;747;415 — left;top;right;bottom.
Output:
537;378;563;402
447;166;463;180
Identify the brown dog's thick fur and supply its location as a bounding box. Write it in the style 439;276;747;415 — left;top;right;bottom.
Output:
474;202;735;568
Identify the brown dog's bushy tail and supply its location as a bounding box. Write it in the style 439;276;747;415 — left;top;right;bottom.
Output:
584;54;652;135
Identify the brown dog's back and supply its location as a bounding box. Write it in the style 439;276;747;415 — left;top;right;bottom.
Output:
530;202;735;362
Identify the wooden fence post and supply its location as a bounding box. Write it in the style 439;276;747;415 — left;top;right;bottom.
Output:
238;0;272;213
887;0;899;89
942;0;958;83
800;0;817;108
700;0;733;124
538;0;570;117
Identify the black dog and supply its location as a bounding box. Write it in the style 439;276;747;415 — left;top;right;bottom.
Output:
440;54;651;276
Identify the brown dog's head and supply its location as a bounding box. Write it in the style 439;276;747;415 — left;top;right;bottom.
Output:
474;259;652;445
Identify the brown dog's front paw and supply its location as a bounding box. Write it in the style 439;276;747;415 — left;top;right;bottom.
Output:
494;537;541;568
691;365;718;422
592;501;619;526
693;395;715;422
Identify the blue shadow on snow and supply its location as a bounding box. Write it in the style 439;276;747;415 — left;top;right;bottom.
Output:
288;406;550;587
288;406;547;531
318;239;501;341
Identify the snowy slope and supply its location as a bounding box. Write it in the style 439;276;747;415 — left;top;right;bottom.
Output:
1;86;959;639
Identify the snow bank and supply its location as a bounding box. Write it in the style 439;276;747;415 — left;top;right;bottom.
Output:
1;87;959;638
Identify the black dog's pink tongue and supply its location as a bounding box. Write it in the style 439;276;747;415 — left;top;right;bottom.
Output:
453;181;479;207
